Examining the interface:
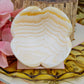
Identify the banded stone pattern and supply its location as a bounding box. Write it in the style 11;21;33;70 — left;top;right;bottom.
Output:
1;42;84;81
11;6;72;68
11;0;78;40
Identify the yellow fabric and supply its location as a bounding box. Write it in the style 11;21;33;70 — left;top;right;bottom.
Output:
77;0;84;25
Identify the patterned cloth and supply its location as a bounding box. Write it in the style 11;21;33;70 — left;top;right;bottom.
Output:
77;0;84;25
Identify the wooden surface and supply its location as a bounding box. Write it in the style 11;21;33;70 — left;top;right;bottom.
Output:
11;0;78;40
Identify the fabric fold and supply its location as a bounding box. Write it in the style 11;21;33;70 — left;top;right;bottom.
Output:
0;41;13;56
0;52;8;68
